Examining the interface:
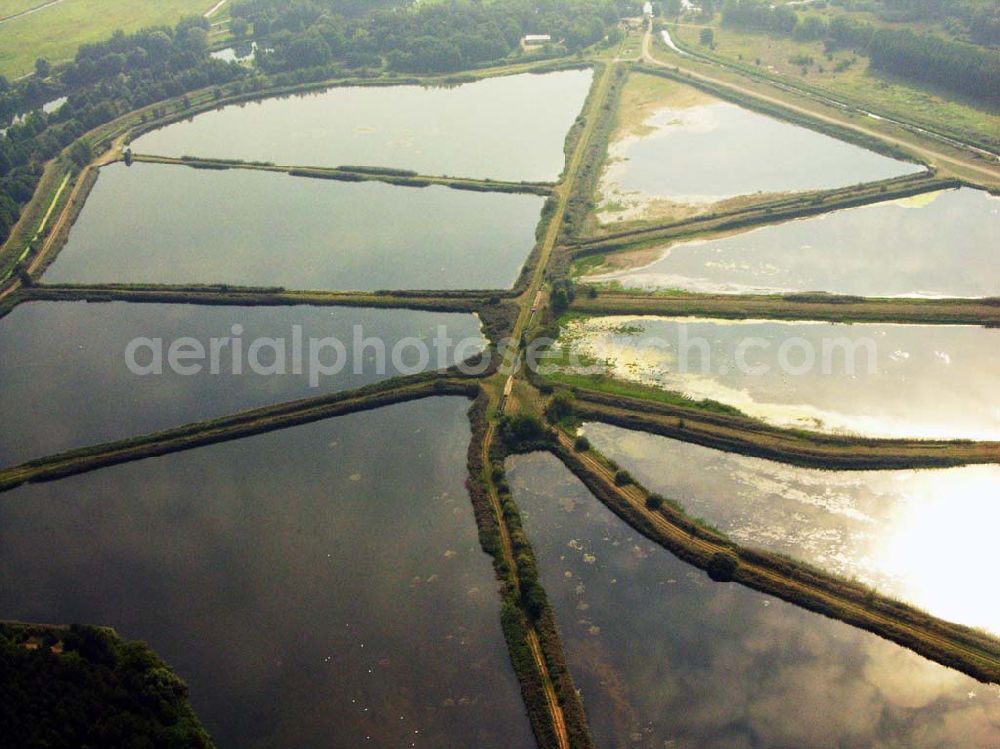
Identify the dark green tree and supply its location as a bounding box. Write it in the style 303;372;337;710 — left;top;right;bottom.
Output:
545;390;576;425
231;17;250;37
68;140;93;168
551;286;570;313
706;552;739;582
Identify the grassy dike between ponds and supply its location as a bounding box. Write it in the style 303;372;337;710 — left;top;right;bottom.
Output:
490;60;605;307
448;62;616;749
0;158;101;295
129;153;556;196
568;387;1000;470
565;171;952;256
567;291;1000;327
544;430;1000;684
559;64;628;242
0;160;75;284
4;285;522;348
0;375;479;493
0;287;27;317
466;392;594;749
18;283;486;312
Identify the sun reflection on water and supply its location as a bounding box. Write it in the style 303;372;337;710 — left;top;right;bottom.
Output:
584;422;1000;635
563;316;1000;441
876;468;1000;635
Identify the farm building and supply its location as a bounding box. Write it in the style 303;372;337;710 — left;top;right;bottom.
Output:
522;34;552;47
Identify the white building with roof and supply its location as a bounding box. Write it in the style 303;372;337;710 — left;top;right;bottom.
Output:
522;34;552;47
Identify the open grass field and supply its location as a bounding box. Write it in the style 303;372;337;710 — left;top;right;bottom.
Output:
0;0;59;21
671;23;1000;148
0;0;225;79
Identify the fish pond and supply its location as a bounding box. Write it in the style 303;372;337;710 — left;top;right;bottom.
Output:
582;422;1000;635
0;398;533;749
508;452;1000;749
130;70;594;181
587;188;1000;298
555;315;1000;440
596;74;923;224
210;41;258;63
45;162;544;290
0;301;485;466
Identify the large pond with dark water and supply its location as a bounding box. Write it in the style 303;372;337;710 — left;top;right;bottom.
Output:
0;301;485;466
508;452;1000;749
558;315;1000;439
582;422;1000;635
589;188;1000;298
45;163;544;290
0;398;533;749
130;70;594;181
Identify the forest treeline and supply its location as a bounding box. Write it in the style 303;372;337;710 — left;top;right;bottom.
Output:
232;0;634;73
878;0;1000;46
0;0;633;248
0;622;214;748
720;0;1000;106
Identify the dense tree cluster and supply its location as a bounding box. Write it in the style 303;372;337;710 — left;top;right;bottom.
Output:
878;0;1000;45
0;623;214;748
501;413;551;445
721;0;799;35
233;0;635;74
866;26;1000;106
721;0;1000;106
